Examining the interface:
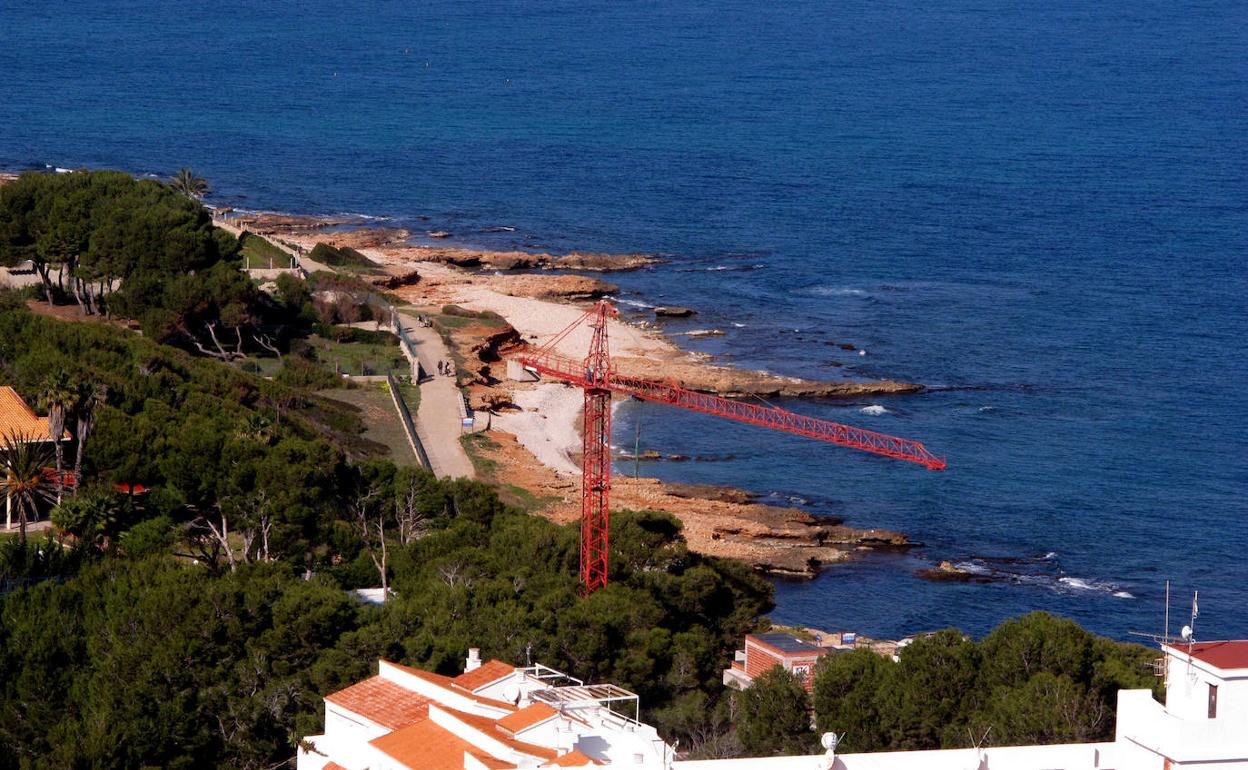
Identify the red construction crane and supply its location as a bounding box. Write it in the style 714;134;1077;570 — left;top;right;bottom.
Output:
512;300;946;594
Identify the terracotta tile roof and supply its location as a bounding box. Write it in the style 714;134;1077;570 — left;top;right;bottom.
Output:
1168;640;1248;670
455;660;516;691
323;763;349;770
324;676;430;729
383;660;518;712
371;719;515;770
543;750;601;767
436;705;558;761
496;703;557;735
0;386;67;443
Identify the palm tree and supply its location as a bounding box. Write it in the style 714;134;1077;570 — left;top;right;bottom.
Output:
72;381;108;488
0;432;57;545
169;168;210;200
39;372;73;504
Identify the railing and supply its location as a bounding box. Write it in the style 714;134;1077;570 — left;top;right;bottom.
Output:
386;372;431;471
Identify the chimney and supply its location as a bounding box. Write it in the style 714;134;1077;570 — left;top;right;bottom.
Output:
466;648;481;672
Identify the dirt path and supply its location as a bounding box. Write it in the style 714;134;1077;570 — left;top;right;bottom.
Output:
395;312;476;480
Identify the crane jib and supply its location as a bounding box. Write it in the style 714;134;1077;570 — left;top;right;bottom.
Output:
514;352;947;471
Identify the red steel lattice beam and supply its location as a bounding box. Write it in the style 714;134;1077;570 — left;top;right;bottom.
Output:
514;300;946;594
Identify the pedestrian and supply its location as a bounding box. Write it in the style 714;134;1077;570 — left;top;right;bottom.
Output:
437;360;444;375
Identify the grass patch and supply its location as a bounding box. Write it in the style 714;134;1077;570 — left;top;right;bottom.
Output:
393;378;420;414
302;333;408;377
501;484;562;515
239;232;290;269
460;433;500;477
318;383;417;466
310;243;378;268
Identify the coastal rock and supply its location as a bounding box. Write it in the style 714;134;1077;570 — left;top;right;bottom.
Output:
654;306;696;318
468;386;516;412
320;227;410;250
493;274;617;301
915;560;993;583
428;230;452;238
373;269;421;289
367;244;657;272
558;251;657;271
234;212;353;231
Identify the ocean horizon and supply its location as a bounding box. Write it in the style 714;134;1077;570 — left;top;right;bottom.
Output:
3;0;1245;640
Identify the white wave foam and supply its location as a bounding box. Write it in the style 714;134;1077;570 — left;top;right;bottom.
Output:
1060;576;1129;597
811;286;868;297
860;405;889;416
1059;577;1097;591
607;296;655;309
952;561;992;575
1041;551;1058;560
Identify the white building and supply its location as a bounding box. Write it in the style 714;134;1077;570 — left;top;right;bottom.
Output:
297;649;672;770
298;640;1248;770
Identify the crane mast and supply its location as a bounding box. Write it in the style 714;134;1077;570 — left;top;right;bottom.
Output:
512;300;946;594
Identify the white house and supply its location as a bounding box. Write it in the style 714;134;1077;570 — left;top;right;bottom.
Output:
299;639;1248;770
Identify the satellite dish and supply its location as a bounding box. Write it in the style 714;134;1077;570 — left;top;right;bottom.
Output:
820;732;841;751
1181;625;1193;641
502;684;521;704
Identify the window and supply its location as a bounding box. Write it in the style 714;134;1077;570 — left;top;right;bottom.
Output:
791;664;811;682
1208;683;1218;719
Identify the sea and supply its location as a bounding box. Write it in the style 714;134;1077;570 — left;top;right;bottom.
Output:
2;0;1244;642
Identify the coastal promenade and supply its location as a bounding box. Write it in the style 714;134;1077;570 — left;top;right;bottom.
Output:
394;311;475;480
214;219;474;479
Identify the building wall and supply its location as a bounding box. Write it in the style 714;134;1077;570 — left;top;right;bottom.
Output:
674;742;1115;770
1165;653;1248;723
743;641;785;679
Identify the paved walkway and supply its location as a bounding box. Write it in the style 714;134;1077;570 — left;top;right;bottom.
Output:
396;312;475;480
214;220;474;479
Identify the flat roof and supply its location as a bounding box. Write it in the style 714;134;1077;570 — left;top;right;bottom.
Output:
749;632;825;655
1168;640;1248;671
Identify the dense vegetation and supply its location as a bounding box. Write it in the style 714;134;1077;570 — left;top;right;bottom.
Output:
732;615;1161;757
0;296;772;768
0;171;258;350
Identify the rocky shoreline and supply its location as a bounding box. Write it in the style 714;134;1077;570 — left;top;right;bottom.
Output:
256;221;930;577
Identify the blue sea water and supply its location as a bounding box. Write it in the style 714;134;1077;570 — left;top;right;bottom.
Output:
2;1;1245;640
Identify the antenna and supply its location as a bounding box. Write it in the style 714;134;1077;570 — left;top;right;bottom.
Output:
1164;580;1170;644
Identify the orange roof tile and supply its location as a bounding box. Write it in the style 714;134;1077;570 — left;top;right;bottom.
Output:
496;703;557;735
383;660;518;712
436;705;558;761
455;660;516;691
324;676;430;729
543;750;601;767
323;763;349;770
0;387;67;443
371;719;497;770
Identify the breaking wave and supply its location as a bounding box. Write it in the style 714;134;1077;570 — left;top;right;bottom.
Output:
608;296;656;309
809;286;868;297
860;404;890;416
944;554;1134;598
